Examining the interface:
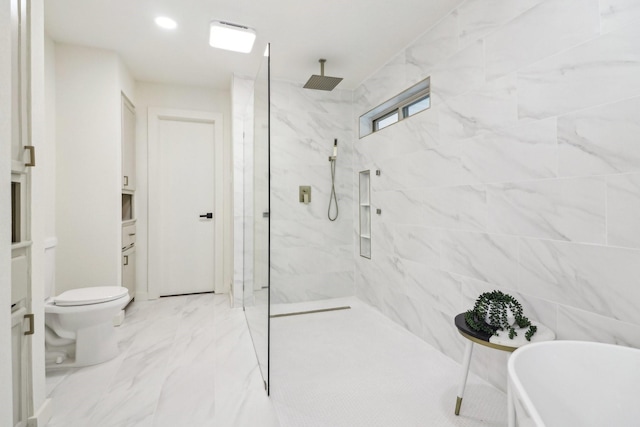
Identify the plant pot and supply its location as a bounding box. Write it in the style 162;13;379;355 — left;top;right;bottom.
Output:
485;304;515;329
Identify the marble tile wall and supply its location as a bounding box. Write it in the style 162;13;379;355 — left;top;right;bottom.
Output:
270;80;355;304
353;0;640;391
231;75;254;307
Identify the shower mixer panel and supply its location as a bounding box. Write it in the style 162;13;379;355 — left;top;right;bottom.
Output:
299;186;311;204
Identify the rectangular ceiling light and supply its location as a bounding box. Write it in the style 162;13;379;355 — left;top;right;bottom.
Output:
209;21;256;53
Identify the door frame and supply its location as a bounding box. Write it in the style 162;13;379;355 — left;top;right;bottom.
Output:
148;108;224;298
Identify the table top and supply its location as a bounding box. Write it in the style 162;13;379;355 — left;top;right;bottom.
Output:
454;313;556;352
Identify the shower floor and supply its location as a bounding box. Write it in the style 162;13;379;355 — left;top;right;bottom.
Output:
270;297;507;427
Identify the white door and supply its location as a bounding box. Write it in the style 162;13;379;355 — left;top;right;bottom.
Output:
148;109;224;297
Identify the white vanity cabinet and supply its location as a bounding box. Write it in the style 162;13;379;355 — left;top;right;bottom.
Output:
122;245;136;302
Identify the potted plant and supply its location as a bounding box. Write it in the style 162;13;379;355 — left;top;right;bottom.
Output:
464;290;537;341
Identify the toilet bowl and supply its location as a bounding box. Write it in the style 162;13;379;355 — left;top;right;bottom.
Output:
45;286;129;368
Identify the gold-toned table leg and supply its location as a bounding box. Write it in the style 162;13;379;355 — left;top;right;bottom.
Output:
455;396;463;415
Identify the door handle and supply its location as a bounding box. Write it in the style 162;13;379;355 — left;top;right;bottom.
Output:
199;213;213;219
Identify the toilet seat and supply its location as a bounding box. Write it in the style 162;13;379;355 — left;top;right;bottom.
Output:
54;286;128;307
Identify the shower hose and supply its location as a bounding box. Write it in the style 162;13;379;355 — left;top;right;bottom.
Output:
328;158;338;221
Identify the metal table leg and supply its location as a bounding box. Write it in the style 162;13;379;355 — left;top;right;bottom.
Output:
455;340;474;415
507;380;516;427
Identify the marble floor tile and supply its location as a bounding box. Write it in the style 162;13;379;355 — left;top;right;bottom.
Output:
46;294;506;427
45;294;280;427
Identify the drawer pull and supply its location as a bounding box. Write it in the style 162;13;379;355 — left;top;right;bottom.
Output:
24;313;34;335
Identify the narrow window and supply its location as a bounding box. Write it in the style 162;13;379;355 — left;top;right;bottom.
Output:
359;77;430;138
373;110;399;131
402;95;430;118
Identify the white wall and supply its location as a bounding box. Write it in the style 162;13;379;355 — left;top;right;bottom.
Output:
54;44;123;292
134;82;232;299
0;0;14;422
44;36;56;240
354;0;640;391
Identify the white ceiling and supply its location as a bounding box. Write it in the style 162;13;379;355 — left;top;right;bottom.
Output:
45;0;460;90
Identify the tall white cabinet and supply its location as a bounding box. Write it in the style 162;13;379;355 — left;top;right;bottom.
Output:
10;0;35;425
121;94;136;302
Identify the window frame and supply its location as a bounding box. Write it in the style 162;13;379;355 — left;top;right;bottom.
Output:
359;77;430;138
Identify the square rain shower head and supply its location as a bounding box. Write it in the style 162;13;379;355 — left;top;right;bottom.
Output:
303;74;344;91
303;59;343;91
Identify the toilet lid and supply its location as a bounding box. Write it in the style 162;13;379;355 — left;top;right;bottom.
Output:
54;286;128;306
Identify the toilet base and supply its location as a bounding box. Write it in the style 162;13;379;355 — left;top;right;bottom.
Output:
45;321;119;369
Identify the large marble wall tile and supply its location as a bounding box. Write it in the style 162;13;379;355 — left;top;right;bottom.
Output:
518;24;640;120
359;52;408;109
392;224;441;268
270;271;355;304
271;219;353;249
271;113;352;161
487;177;606;243
558;96;640;177
271;163;352;223
441;230;518;288
423;185;487;231
375;189;424;225
607;173;640;249
457;0;542;49
271;244;353;277
460;118;557;184
406;11;459;84
557;305;640;347
429;40;484;103
354;130;395;167
439;74;518;143
378;286;425;339
370;219;395;258
404;260;462;317
600;0;640;33
375;145;461;191
355;262;383;309
392;107;441;156
484;0;600;81
518;238;640;325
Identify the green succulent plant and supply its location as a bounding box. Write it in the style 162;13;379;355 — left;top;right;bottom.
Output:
464;290;537;341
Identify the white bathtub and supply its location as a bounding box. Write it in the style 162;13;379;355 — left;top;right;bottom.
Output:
507;340;640;427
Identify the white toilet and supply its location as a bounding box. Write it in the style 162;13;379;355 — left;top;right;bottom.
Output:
43;240;130;368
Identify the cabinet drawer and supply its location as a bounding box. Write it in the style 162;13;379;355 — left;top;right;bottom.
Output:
122;224;136;249
11;255;28;305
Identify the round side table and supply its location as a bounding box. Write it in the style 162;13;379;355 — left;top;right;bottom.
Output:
453;313;555;416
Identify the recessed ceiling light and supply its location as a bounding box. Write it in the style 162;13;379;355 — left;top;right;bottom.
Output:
209;21;256;54
155;16;177;30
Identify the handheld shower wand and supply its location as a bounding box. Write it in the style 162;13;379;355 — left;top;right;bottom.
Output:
328;139;338;221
